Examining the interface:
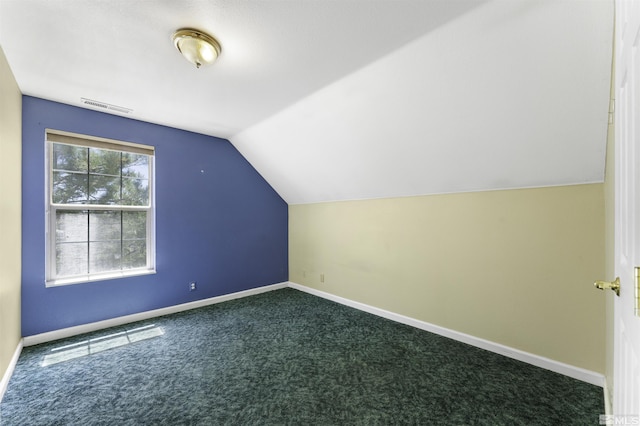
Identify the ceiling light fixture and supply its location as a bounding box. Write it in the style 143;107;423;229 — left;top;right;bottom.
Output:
172;28;221;69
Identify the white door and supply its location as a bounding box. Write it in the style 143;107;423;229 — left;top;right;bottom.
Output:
614;0;640;416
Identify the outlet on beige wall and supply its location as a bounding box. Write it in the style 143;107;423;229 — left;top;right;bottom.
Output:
290;184;606;373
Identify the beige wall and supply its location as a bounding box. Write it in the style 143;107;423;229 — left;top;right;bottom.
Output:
290;184;606;373
0;45;22;384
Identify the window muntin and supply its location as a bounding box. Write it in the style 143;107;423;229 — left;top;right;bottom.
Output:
46;130;155;286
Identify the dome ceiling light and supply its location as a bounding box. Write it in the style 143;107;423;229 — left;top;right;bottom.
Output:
172;28;221;69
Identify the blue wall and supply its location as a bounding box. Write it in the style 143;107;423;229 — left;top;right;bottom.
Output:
21;96;288;336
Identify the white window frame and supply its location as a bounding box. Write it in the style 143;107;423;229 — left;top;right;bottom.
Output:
45;129;156;287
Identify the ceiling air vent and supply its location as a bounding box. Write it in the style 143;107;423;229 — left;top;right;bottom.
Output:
80;98;133;114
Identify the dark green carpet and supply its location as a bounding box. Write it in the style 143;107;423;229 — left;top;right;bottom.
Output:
1;288;603;425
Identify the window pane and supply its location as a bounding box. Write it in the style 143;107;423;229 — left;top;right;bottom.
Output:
56;210;88;242
122;153;149;179
123;241;146;270
52;172;88;204
55;211;89;277
89;241;121;273
88;175;121;204
53;144;87;172
89;211;121;242
56;242;88;276
121;178;149;206
89;148;121;176
123;211;147;239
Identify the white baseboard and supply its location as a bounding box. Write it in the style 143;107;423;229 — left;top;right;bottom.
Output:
18;280;604;388
23;282;288;347
0;339;23;403
288;282;605;387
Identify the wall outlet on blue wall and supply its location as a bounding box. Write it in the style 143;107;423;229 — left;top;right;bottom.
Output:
20;96;288;336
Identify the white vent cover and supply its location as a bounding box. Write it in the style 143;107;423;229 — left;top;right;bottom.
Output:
80;98;132;114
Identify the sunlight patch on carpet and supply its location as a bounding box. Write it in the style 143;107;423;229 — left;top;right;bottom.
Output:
41;324;164;367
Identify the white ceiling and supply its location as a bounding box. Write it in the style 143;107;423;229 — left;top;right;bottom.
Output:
0;0;613;204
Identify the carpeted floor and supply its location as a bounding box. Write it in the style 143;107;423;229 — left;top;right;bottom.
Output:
1;288;603;425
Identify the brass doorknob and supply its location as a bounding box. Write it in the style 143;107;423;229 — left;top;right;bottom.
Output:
594;277;620;296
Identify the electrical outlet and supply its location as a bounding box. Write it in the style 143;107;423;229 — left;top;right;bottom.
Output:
320;274;325;283
189;282;197;291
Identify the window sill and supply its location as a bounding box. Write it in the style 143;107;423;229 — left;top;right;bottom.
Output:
46;269;156;287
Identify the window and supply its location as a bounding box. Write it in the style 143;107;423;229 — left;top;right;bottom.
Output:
46;130;155;286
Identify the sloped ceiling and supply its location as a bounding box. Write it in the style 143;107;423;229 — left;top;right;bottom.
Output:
0;0;613;204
